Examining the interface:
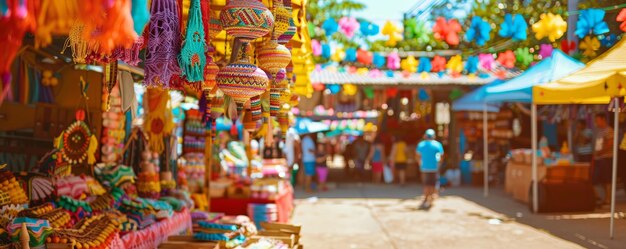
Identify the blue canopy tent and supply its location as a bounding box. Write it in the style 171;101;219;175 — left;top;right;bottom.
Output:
456;50;585;205
452;79;505;112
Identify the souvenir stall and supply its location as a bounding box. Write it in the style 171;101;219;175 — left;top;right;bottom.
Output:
0;0;313;248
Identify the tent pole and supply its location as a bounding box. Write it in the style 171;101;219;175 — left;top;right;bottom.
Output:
483;104;489;197
610;97;619;239
531;103;538;213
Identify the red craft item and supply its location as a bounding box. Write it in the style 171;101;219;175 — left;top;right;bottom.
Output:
432;17;461;46
617;8;626;32
497;50;516;69
0;0;36;80
431;55;447;72
560;39;576;55
75;109;86;121
356;49;373;65
386;88;399;98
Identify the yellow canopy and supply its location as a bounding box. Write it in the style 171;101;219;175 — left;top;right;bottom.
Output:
533;39;626;105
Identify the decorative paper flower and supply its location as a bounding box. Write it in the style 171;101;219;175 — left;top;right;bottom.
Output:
356;68;369;75
431;55;447;72
405;19;431;44
418;57;431;73
432;17;461;46
478;53;495;71
321;43;331;58
499;14;527;41
360;21;379;36
369;69;383;78
386;88;399;98
385;70;394;78
401;55;418;73
514;47;533;67
560;39;576;54
601;34;617;48
579;36;600;57
312;39;321;56
328;84;341;94
447;55;463;74
331;47;345;62
322;18;338;36
466;16;492;46
373;53;386;68
357;49;372;65
532;13;567;42
418;88;430;101
343;84;358;95
387;51;400;70
497;50;516;68
362;86;375;99
338;17;360;39
617;8;626;32
345;48;357;62
382;21;403;47
575;9;609;39
539;44;553;58
465;55;479;74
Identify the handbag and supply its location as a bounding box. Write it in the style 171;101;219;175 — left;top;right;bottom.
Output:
383;164;394;184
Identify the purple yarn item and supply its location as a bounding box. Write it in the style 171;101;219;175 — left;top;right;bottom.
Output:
144;0;181;88
112;36;144;66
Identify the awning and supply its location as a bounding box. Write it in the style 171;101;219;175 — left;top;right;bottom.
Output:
533;39;626;104
310;71;494;86
452;80;505;112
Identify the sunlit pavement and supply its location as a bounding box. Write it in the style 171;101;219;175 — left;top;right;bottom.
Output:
292;183;626;249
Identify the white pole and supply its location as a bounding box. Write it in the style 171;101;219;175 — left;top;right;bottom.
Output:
531;103;538;213
610;97;619;239
483;104;489;197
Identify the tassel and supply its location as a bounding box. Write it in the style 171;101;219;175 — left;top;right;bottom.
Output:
178;0;205;83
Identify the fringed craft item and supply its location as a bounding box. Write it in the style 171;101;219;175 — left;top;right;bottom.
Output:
54;110;98;165
0;171;28;205
269;87;281;117
28;176;54;203
250;95;262;122
61;21;98;64
216;45;269;117
220;0;274;62
34;0;78;48
144;0;181;88
179;0;206;85
79;0;138;53
144;88;174;153
112;36;144;66
131;0;150;34
257;40;291;118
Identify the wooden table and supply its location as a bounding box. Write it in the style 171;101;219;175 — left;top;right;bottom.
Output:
505;162;590;203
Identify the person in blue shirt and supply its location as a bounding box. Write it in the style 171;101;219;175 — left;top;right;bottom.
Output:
416;129;444;208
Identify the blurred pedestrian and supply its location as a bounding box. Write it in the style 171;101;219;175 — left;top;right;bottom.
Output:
389;136;409;186
301;134;316;192
369;136;386;183
574;120;593;162
352;135;371;180
592;114;614;206
316;143;329;191
343;138;355;177
416;129;444;208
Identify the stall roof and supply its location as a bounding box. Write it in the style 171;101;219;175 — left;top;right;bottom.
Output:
484;49;585;103
310;70;495;86
533;39;626;104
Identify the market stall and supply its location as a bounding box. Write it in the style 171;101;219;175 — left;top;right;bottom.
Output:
533;38;626;238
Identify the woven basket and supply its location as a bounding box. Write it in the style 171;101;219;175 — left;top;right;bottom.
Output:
0;191;10;206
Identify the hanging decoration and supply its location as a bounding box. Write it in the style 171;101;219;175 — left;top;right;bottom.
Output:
499;14;527;41
478;53;495;71
386;88;399;98
328;84;341;94
363;86;375;99
600;34;617;48
0;0;35;103
357;49;373;65
382;21;402;47
618;8;626;32
538;44;553;58
144;88;174;154
322;18;339;36
465;55;479;74
343;84;358;96
449;88;464;100
360;21;379;36
497;50;515;68
331;47;345;62
575;9;609;39
400;55;418;73
418;88;430;101
532;13;567;42
322;43;331;58
369;69;383;78
465;16;492;46
178;0;206;85
338;17;359;39
220;0;274;63
271;0;291;39
345;48;357;62
131;0;150;35
373;53;385;68
579;36;600;57
404;19;431;44
514;47;533;67
54;110;98;165
431;55;447;74
432;17;461;46
144;0;181;88
417;57;432;78
312;39;321;56
560;39;576;54
446;55;463;76
386;51;400;70
277;0;296;45
78;0;138;54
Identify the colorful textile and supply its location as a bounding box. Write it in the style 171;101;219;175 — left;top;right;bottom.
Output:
144;0;181;88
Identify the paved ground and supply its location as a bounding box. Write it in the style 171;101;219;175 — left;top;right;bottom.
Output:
292;183;626;249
